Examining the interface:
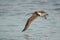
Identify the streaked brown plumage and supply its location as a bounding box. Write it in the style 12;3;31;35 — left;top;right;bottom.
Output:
22;11;48;32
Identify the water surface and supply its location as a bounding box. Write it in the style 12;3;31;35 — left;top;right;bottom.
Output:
0;0;60;40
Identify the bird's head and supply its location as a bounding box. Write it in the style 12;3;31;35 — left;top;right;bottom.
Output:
37;11;48;16
37;11;48;19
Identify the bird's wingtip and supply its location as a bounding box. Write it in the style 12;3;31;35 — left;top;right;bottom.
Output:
22;29;26;32
22;30;24;32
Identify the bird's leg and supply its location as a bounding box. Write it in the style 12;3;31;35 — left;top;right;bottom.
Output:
44;16;47;19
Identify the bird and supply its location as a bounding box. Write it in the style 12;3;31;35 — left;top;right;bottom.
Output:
22;11;48;32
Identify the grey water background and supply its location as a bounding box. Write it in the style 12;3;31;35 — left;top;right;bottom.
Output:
0;0;60;40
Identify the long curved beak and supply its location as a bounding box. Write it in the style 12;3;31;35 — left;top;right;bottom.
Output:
44;16;47;19
44;13;48;19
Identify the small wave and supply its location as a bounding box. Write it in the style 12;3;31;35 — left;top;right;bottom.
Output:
54;3;60;6
53;8;60;11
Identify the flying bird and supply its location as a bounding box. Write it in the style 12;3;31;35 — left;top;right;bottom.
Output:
22;11;48;32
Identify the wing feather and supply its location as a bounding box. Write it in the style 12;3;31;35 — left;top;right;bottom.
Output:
22;14;38;32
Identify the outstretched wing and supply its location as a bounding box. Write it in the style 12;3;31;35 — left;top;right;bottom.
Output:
22;13;38;32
